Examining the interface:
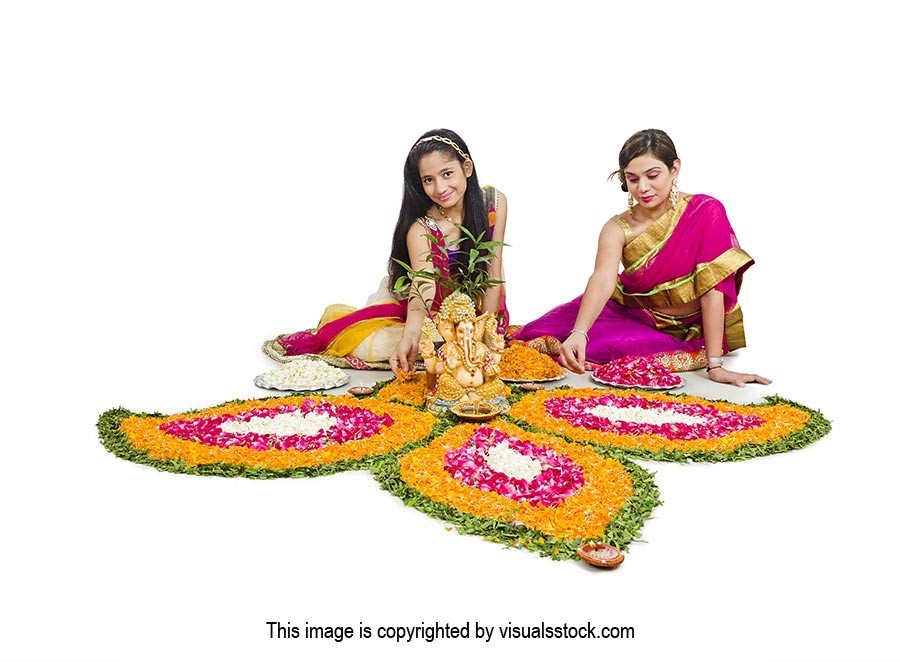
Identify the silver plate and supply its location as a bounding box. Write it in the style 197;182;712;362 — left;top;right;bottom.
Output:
501;374;566;384
253;373;350;392
589;373;683;391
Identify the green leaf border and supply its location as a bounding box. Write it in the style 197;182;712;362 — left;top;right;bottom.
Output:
370;432;661;560
97;395;442;479
504;387;832;463
96;383;828;561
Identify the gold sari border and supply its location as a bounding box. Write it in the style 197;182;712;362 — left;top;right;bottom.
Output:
614;248;754;309
724;304;746;351
622;194;691;274
645;303;745;348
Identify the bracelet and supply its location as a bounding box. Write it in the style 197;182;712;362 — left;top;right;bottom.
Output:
706;356;725;372
568;328;590;342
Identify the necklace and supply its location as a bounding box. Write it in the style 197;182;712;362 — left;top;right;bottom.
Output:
437;206;461;228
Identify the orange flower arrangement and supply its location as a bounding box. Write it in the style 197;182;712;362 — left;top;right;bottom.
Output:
395;369;418;382
499;343;565;381
397;420;634;541
114;395;435;473
508;388;817;460
377;373;512;407
376;373;430;407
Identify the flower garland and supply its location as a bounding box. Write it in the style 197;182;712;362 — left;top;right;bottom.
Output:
98;395;436;478
507;388;830;461
372;419;661;559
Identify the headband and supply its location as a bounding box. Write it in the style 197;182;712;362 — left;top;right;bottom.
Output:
411;135;470;161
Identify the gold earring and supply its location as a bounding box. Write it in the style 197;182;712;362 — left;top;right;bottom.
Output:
628;194;635;210
669;179;679;207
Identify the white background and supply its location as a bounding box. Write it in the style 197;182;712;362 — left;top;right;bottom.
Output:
2;2;898;661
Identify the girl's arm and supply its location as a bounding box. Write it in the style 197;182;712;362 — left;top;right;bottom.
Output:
389;224;437;374
481;190;507;315
700;289;772;387
559;221;624;373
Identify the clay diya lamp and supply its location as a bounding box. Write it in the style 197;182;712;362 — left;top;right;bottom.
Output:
450;401;500;422
576;542;624;568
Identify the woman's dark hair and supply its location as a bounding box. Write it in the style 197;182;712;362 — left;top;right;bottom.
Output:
611;129;679;191
387;128;487;295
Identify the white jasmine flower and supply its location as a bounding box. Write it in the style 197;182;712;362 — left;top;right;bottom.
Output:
586;404;707;426
485;441;544;481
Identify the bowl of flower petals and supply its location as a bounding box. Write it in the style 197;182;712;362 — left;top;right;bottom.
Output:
347;385;375;397
254;358;350;392
450;401;500;422
590;355;683;390
499;344;566;383
576;542;624;568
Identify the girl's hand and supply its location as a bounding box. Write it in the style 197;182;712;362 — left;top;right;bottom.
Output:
707;367;772;387
390;332;421;375
559;335;587;373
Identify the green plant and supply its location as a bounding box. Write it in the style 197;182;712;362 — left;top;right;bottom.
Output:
392;225;506;312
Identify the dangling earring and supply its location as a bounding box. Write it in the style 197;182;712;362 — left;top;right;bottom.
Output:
627;194;635;210
668;179;679;207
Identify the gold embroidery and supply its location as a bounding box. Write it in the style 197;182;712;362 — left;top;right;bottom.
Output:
613;248;754;308
612;215;634;243
622;195;692;274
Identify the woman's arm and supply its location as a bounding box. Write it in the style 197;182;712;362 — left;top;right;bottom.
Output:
480;190;507;315
700;289;772;387
389;224;437;374
559;221;624;373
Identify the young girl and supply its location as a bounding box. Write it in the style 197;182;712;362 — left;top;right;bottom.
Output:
517;129;769;387
265;129;508;374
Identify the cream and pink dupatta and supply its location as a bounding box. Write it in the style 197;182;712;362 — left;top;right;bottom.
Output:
275;188;508;365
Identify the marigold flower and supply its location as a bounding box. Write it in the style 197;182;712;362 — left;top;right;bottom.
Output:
118;395;435;471
397;420;635;540
499;344;565;381
508;388;812;456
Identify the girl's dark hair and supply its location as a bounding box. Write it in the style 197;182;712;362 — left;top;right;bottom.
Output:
611;129;679;191
387;128;487;295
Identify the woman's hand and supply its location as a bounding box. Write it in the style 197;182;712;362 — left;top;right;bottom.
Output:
559;334;587;373
707;367;772;387
390;331;421;375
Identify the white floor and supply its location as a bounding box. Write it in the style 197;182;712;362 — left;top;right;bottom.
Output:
3;4;898;661
2;336;891;662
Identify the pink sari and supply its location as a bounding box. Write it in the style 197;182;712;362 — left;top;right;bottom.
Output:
516;194;753;365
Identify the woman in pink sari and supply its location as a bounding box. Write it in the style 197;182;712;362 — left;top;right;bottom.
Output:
516;129;769;387
266;129;509;374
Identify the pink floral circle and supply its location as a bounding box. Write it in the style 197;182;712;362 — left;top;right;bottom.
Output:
444;426;585;507
544;393;764;440
160;400;393;452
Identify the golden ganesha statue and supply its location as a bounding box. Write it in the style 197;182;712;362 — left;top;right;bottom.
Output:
418;291;509;413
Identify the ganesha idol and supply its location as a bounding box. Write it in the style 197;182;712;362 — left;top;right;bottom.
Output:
418;291;510;414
